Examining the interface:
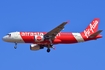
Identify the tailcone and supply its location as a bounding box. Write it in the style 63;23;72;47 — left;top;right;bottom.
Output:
96;34;102;38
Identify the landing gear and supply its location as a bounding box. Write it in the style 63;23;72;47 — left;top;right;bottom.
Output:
14;46;17;49
49;39;53;46
47;48;50;53
14;43;17;49
44;36;54;52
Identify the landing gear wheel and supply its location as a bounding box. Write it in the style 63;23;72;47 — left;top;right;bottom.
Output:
47;48;50;53
14;46;17;49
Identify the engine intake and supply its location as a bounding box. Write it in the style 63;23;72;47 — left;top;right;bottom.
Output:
30;44;40;50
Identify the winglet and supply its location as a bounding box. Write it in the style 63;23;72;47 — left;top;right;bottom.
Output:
66;20;70;24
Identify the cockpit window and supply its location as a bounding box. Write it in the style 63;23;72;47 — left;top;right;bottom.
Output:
7;34;11;37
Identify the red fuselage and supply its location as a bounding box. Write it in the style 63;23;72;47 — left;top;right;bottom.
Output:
20;32;102;44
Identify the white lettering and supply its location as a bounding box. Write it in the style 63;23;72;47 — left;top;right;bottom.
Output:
34;33;37;36
21;32;25;36
27;33;30;36
30;33;34;36
21;32;60;36
90;24;94;33
84;20;98;38
84;29;90;38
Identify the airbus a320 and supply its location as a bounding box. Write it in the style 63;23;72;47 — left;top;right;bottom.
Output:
2;18;102;53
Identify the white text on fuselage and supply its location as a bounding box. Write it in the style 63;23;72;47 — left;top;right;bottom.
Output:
21;32;61;37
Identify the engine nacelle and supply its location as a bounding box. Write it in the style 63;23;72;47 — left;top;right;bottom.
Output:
30;44;40;50
34;35;45;42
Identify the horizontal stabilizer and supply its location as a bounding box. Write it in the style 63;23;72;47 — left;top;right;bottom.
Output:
89;30;103;38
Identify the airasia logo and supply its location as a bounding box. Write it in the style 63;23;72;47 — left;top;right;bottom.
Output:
36;36;42;41
35;35;44;42
84;20;98;38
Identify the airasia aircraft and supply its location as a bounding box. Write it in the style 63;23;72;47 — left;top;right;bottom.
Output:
2;18;102;53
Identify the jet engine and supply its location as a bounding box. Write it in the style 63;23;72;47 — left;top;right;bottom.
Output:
30;44;41;50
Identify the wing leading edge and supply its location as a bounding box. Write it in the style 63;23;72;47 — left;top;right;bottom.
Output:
44;21;69;40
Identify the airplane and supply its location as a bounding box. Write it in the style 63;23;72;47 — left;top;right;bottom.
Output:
2;18;102;53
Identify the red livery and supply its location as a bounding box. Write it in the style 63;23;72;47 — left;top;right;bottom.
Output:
2;18;102;52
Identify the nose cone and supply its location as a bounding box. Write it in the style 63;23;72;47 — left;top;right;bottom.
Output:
2;36;7;41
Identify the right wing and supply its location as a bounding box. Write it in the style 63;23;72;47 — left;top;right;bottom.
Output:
44;21;69;40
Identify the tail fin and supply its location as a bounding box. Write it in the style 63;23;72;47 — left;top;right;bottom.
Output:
82;18;102;38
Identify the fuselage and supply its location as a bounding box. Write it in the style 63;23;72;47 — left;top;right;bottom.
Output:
2;31;102;45
2;18;102;53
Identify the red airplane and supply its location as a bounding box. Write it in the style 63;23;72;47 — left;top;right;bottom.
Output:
2;18;102;53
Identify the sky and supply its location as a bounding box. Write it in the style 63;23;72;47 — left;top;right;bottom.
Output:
0;0;105;70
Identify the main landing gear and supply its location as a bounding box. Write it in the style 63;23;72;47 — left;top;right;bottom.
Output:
44;36;54;53
14;43;17;49
46;44;53;53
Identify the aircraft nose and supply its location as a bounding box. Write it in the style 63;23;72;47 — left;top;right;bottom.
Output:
2;36;7;41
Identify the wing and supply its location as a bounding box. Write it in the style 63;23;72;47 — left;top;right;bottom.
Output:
44;21;69;40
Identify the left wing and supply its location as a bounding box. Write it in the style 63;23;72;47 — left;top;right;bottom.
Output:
44;21;68;40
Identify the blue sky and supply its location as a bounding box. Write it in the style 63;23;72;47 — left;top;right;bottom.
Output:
0;0;105;70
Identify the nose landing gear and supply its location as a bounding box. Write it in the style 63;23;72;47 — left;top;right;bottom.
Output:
14;43;17;49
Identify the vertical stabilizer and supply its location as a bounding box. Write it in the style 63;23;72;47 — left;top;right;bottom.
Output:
82;18;100;38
